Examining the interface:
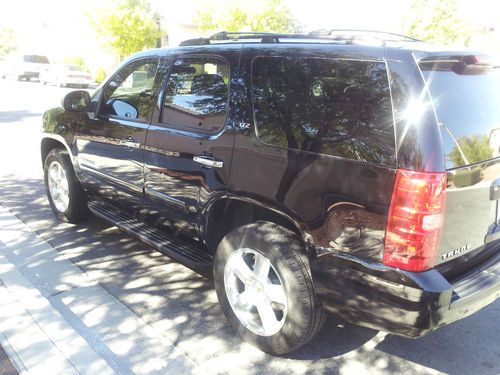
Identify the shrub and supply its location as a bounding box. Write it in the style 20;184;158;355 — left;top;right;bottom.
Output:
95;67;107;84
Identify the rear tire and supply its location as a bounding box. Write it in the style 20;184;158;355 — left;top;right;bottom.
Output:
44;149;89;223
214;222;326;355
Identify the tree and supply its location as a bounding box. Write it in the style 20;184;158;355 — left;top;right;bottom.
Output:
449;134;493;166
89;0;161;60
0;28;16;59
194;0;297;33
251;57;394;201
405;0;472;45
95;67;108;84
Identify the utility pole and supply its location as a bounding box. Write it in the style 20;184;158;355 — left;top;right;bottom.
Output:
155;12;161;48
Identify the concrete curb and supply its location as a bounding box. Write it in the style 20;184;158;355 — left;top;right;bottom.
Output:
0;328;27;375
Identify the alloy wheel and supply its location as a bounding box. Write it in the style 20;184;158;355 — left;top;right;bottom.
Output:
224;248;288;336
47;160;70;212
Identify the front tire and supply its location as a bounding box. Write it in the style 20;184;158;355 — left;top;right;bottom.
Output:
214;222;325;355
44;149;89;223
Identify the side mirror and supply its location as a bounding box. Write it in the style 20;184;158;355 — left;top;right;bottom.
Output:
62;90;91;112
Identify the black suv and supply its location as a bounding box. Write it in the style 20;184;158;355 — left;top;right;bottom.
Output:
41;31;500;355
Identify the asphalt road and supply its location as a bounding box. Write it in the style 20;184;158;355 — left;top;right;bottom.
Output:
0;78;499;375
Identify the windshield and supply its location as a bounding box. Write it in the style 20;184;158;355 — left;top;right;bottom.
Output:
23;55;49;64
422;66;500;169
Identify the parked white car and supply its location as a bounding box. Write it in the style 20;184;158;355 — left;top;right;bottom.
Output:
0;54;50;81
40;64;94;88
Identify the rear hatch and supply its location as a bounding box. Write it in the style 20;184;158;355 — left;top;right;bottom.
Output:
420;54;500;277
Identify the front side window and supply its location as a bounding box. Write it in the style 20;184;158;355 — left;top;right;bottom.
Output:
100;57;159;122
252;56;395;165
161;57;229;132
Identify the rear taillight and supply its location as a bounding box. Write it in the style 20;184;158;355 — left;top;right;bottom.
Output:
383;169;447;272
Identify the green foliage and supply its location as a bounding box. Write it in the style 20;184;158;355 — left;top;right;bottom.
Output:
405;0;472;45
63;56;88;71
95;67;107;84
195;0;297;33
449;134;493;166
89;0;161;59
0;28;16;59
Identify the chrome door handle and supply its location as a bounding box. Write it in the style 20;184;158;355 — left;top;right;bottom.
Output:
119;138;141;149
193;155;223;168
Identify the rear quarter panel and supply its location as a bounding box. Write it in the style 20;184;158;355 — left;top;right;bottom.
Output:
229;44;397;262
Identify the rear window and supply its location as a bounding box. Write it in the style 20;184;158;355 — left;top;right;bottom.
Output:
422;64;500;169
23;55;49;64
251;56;395;165
65;65;83;71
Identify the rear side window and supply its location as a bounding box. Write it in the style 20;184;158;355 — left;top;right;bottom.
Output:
161;57;230;132
422;64;500;169
251;56;395;165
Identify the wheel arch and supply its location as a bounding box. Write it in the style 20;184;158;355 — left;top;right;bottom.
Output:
204;196;313;257
41;134;74;167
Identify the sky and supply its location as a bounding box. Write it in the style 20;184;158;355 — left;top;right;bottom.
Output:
291;0;499;30
1;0;499;71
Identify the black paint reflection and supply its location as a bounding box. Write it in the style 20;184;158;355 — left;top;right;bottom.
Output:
422;68;500;169
162;57;229;132
251;56;395;165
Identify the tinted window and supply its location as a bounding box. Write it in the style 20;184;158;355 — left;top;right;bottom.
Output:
422;67;500;169
252;57;395;165
161;57;229;132
24;55;49;64
100;58;158;122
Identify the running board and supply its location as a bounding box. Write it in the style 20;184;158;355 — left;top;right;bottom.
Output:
88;200;213;276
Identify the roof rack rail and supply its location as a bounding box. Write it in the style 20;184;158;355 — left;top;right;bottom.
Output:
210;31;312;41
309;29;423;42
179;29;424;46
179;31;316;46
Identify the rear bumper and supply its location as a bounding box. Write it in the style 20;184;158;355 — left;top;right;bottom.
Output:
63;78;93;86
311;249;500;337
20;71;39;79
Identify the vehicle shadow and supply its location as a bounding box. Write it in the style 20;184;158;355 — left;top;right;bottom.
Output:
0;174;498;375
285;317;378;359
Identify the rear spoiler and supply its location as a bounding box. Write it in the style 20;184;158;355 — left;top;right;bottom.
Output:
419;54;499;75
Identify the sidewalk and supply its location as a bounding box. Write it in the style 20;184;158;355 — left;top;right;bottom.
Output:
0;205;203;375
